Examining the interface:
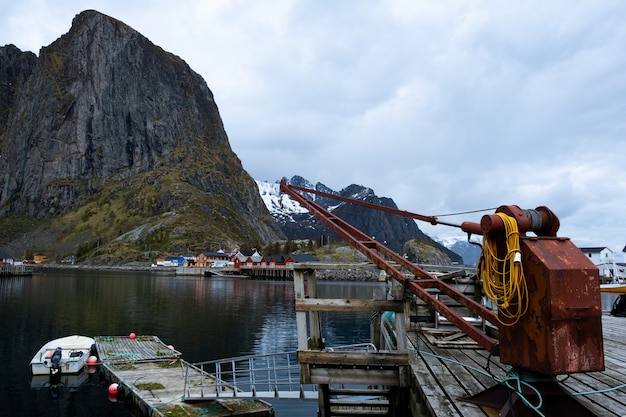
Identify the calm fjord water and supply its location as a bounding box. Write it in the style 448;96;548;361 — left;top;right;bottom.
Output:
0;269;380;417
1;269;618;417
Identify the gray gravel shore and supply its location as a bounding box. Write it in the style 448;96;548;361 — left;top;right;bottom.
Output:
33;262;383;281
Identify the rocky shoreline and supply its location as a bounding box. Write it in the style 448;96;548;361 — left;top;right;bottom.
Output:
33;263;169;273
314;268;382;281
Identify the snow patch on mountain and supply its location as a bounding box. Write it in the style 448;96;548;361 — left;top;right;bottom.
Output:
433;234;483;266
256;180;308;217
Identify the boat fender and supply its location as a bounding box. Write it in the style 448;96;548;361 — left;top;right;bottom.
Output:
108;383;119;395
611;295;626;317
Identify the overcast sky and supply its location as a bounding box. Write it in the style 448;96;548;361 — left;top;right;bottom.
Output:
2;1;625;257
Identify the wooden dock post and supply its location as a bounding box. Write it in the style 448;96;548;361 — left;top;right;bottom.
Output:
293;262;410;417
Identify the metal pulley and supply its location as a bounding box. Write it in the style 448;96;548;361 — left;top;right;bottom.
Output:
461;205;560;237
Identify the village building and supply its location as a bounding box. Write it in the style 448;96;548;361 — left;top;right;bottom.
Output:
580;247;614;264
0;251;14;264
579;246;626;281
154;256;185;267
233;252;318;278
195;251;231;268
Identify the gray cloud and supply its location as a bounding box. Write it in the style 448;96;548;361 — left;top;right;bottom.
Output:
1;0;624;254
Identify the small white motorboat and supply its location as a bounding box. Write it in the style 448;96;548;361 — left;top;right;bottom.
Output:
30;335;96;375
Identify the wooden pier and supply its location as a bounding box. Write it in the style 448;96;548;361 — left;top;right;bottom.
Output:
292;262;626;417
95;335;273;417
0;264;33;276
407;314;626;416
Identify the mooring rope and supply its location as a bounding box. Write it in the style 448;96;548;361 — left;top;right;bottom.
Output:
478;212;529;326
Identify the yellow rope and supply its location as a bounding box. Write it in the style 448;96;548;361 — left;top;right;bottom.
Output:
478;212;528;326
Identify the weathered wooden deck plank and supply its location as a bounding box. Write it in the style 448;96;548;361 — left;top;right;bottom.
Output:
560;375;624;416
409;333;490;417
415;337;490;397
445;347;501;392
411;356;470;417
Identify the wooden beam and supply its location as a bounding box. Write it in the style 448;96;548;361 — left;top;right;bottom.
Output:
295;298;404;312
298;350;408;367
307;367;400;386
438;270;469;280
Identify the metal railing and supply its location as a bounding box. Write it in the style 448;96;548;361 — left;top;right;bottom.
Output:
183;344;377;400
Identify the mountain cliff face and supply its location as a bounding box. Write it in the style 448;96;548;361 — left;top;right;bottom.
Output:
0;45;37;142
0;10;282;263
258;176;462;264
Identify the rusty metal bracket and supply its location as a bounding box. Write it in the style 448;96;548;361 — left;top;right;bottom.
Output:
460;379;600;417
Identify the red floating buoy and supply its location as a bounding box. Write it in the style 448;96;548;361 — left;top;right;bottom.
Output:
129;332;136;339
86;355;98;364
108;383;119;395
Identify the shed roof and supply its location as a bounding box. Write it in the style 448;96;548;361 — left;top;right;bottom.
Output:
579;247;609;253
290;254;318;263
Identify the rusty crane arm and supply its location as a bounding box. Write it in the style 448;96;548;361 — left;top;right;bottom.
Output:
279;180;499;352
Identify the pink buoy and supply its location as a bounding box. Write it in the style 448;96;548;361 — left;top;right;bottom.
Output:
129;332;136;339
87;355;98;364
108;383;119;395
167;345;174;350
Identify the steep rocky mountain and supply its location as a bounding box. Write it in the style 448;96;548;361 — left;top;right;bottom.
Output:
258;176;462;264
0;10;283;263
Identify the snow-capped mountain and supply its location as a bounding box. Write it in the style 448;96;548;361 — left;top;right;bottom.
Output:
257;180;309;217
435;235;483;266
256;176;463;264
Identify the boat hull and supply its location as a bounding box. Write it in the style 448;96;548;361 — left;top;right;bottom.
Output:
30;335;95;376
30;371;90;388
600;284;626;294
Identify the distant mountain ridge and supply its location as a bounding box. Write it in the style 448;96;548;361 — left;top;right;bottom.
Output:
438;236;482;266
258;176;463;264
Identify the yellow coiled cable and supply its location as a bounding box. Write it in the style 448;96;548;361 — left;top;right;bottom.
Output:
478;212;528;326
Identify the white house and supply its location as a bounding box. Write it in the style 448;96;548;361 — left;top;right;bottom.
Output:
0;251;14;264
235;250;262;263
579;246;624;281
579;247;613;265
